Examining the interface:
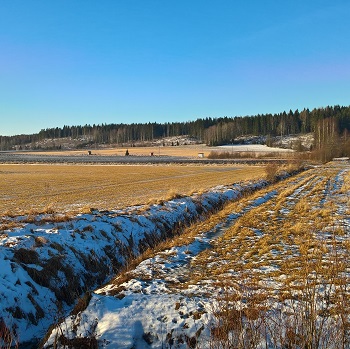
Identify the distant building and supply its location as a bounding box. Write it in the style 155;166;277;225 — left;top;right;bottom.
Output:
198;152;205;158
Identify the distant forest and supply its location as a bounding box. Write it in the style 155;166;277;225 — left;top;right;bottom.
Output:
1;105;350;152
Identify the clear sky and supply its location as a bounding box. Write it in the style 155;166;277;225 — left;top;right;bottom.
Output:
1;0;350;136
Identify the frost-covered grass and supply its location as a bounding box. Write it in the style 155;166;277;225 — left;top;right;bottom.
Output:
41;162;350;349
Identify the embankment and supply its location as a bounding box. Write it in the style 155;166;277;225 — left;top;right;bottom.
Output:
0;173;296;347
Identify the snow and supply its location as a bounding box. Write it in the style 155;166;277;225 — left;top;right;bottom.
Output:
42;182;284;348
217;144;294;153
0;177;270;346
5;162;348;349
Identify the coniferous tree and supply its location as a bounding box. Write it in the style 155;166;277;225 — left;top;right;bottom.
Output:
2;105;350;151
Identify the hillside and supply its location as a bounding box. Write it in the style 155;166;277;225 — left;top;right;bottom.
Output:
1;105;349;156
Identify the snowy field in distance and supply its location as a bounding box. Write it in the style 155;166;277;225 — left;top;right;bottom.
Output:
216;144;294;153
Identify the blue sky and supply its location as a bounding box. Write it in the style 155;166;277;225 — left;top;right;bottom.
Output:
1;1;350;136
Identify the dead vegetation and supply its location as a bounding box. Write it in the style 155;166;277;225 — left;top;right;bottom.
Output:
0;163;266;218
0;318;19;349
185;162;350;348
96;162;350;348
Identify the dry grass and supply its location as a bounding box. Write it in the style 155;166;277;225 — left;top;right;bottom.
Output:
175;163;350;348
0;163;265;216
0;318;19;349
18;145;210;158
186;162;350;301
43;161;347;348
102;188;258;294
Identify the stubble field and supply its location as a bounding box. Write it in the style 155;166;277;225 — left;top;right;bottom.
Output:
17;143;294;158
0;163;266;216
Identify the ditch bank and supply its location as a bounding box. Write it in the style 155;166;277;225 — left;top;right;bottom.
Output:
0;171;300;348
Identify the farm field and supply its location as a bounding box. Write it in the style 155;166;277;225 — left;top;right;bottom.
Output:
0;163;266;216
44;161;350;348
16;143;294;158
18;145;209;158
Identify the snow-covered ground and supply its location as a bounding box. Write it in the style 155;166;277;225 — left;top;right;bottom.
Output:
41;162;350;349
0;177;271;347
3;161;349;349
54;190;279;349
216;144;294;153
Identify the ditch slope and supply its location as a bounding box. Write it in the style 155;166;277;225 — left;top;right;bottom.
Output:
0;176;273;347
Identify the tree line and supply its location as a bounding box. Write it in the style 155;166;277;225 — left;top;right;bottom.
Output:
1;105;350;153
